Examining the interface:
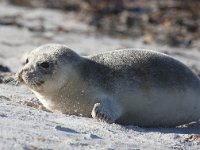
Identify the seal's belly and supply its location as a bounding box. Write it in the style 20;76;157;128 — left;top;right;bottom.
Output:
117;88;200;127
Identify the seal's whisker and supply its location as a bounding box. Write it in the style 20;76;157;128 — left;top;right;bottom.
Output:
34;80;44;86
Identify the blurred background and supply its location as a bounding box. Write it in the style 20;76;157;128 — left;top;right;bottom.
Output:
0;0;200;74
6;0;200;48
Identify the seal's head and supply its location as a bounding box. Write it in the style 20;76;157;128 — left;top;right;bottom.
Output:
16;44;81;93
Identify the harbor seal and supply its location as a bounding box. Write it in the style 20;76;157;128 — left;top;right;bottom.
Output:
16;44;200;127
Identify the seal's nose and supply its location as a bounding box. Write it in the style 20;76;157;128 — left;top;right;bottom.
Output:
16;66;32;83
16;69;24;83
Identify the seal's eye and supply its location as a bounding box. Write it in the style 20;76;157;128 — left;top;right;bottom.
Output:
25;59;29;64
40;62;50;69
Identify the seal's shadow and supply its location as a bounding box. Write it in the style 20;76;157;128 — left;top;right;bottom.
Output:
125;121;200;134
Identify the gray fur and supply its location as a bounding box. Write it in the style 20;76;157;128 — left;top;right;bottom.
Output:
17;44;200;127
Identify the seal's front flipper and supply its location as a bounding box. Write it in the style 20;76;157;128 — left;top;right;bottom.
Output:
91;102;122;124
91;103;114;123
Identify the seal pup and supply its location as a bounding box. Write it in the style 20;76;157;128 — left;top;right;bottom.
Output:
16;44;200;127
